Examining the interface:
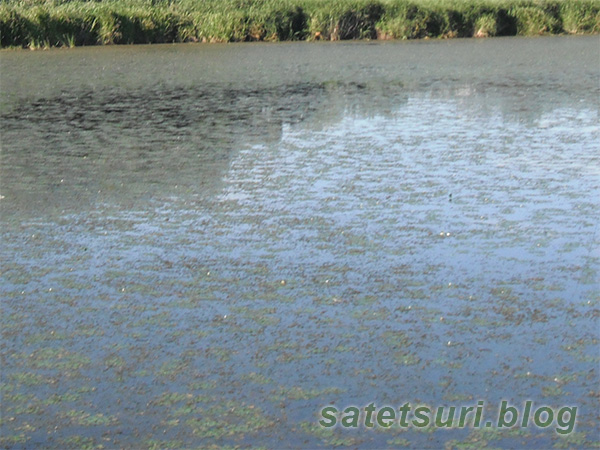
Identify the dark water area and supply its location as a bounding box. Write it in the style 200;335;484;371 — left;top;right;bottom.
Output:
1;37;599;448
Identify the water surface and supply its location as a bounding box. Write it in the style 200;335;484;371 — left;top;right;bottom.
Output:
1;37;599;449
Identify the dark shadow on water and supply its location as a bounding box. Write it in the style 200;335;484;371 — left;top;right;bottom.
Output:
0;81;409;221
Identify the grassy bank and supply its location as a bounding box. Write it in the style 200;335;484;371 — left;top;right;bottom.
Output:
1;0;599;48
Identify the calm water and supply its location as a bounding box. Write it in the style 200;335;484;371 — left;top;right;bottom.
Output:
1;37;599;449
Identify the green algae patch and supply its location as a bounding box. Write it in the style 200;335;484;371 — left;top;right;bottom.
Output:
59;410;119;427
15;348;91;372
184;402;276;440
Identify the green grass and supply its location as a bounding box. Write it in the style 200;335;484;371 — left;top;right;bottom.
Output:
0;0;598;48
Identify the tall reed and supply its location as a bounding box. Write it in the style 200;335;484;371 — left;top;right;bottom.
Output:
1;0;598;48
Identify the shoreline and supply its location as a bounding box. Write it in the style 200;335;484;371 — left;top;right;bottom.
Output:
1;0;599;49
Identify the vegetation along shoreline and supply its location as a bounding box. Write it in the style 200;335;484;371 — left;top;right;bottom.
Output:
1;0;599;49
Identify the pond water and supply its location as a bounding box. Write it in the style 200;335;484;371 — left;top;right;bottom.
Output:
1;36;599;449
